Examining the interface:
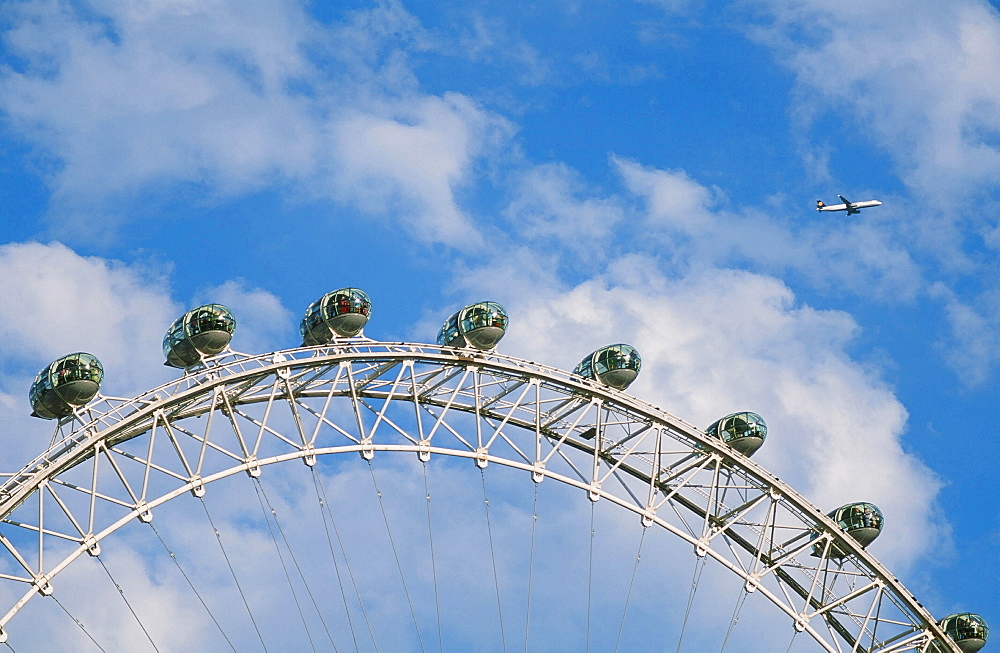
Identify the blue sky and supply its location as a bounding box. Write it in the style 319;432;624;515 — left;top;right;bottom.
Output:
0;0;997;649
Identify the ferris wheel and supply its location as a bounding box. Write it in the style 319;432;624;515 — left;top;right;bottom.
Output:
0;289;988;652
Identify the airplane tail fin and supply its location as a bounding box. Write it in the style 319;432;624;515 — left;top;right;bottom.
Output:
816;200;825;210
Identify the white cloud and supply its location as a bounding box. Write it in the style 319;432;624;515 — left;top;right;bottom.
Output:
0;236;949;650
193;279;296;356
1;0;321;200
0;241;176;388
747;0;1000;219
742;0;1000;383
0;1;982;644
457;13;550;86
614;156;925;300
0;242;180;509
454;234;946;575
502;162;625;255
0;0;507;247
332;93;511;249
618;160;719;231
929;281;1000;386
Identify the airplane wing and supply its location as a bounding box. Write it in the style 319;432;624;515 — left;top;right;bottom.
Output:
838;195;853;206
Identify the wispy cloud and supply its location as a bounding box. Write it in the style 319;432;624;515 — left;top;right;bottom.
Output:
453;158;948;572
746;0;1000;232
194;279;296;354
0;0;990;645
0;0;504;247
741;0;1000;384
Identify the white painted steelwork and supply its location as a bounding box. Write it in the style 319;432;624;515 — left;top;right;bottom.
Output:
0;341;960;651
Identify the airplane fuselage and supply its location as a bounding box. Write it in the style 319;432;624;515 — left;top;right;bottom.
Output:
816;195;882;215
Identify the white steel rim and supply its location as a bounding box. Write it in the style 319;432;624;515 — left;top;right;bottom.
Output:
0;341;959;652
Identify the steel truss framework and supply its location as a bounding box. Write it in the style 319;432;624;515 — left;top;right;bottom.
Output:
0;341;959;652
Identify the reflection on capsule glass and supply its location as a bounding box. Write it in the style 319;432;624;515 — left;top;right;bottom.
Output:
706;412;767;457
301;288;372;346
573;344;641;390
939;613;989;653
29;352;104;419
812;501;884;559
437;302;508;351
163;304;236;368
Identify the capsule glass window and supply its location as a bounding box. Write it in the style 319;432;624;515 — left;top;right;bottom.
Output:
942;613;989;642
593;344;641;376
188;304;236;336
459;302;508;333
324;289;371;320
303;302;324;331
163;317;188;354
301;288;372;345
436;313;463;347
832;503;883;532
715;412;766;443
51;353;103;386
29;353;104;419
574;356;594;379
163;304;236;367
573;344;641;390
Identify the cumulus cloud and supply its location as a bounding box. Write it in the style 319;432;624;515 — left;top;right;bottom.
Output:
0;241;176;386
0;240;911;651
332;93;510;249
928;281;1000;386
448;157;947;573
456;12;550;85
619;161;719;231
193;279;296;356
1;0;321;197
0;1;983;645
741;0;1000;386
0;242;178;487
0;0;505;247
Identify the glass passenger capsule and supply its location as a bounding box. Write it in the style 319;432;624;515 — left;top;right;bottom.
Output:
573;344;641;390
301;288;372;346
29;353;104;419
706;412;767;457
163;304;236;368
939;613;989;653
437;302;508;351
813;502;884;558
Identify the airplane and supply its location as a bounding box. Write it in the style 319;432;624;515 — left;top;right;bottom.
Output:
816;195;882;215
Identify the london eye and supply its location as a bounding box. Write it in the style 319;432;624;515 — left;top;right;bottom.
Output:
0;289;987;652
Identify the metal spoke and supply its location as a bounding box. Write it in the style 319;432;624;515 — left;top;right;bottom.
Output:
252;480;317;653
147;521;237;652
423;462;444;653
613;526;647;653
95;555;160;652
368;460;425;653
719;587;749;652
586;500;595;653
481;468;508;653
0;343;960;652
675;555;707;653
523;482;538;653
258;478;339;650
311;467;377;652
50;594;106;652
200;496;268;651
